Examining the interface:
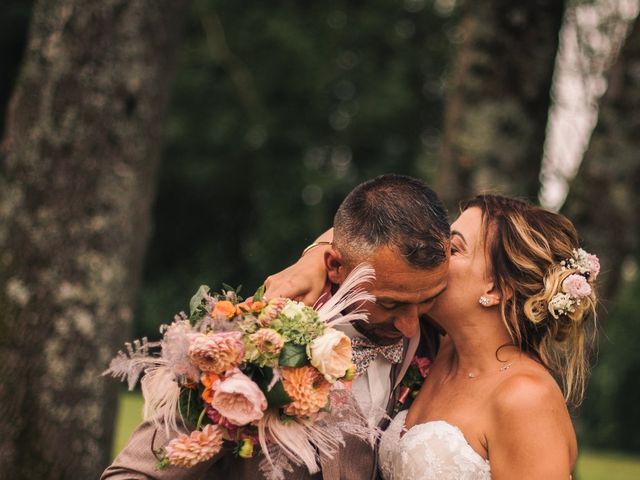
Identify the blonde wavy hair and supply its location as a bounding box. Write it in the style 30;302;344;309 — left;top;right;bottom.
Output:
462;194;598;407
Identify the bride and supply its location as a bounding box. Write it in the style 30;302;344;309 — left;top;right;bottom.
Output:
378;194;598;479
267;194;598;479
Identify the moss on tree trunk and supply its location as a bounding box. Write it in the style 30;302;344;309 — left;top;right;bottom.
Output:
0;0;188;478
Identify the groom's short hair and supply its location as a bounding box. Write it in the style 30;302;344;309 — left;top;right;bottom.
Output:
333;174;450;268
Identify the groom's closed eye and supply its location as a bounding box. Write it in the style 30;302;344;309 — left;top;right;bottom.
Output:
378;301;399;310
376;288;447;310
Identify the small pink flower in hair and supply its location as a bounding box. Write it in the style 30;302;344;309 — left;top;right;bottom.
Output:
585;253;600;280
562;274;592;299
568;248;600;280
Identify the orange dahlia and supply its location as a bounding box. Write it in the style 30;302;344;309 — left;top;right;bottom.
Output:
164;424;224;467
281;366;331;417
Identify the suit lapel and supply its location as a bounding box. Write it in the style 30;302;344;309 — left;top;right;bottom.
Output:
319;449;341;480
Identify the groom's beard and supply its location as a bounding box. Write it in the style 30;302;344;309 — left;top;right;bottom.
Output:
351;320;404;346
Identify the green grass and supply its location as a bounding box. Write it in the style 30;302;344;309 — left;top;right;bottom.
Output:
575;450;640;480
112;391;144;458
113;392;640;479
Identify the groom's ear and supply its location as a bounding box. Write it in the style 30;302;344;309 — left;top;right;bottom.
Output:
325;248;348;285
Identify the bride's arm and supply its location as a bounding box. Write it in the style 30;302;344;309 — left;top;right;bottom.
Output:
488;374;576;480
263;228;333;305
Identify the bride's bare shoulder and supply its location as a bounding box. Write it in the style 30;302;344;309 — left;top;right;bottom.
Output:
489;358;576;452
486;359;578;471
492;359;565;413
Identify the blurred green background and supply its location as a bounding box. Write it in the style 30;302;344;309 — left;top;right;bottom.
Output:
2;0;639;478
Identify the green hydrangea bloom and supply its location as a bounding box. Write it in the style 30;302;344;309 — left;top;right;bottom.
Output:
270;302;325;345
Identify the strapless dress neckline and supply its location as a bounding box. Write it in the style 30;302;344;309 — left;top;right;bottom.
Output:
378;410;491;480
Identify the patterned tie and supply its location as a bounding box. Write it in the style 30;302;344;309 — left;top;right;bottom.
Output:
351;336;404;375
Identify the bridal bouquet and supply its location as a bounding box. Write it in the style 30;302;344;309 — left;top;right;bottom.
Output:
104;265;376;479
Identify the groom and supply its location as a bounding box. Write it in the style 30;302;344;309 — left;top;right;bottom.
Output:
101;174;450;480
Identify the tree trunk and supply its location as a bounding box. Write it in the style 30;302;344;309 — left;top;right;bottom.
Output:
435;0;564;210
562;14;640;307
0;1;188;478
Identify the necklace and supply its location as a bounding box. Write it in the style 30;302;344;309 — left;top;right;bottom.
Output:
466;361;514;379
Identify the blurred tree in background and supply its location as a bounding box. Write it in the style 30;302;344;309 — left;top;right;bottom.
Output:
435;0;564;209
0;0;639;477
564;10;640;454
0;0;188;477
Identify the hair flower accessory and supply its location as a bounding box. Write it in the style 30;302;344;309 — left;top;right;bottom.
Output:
549;249;599;319
104;264;378;480
560;248;600;280
562;274;592;299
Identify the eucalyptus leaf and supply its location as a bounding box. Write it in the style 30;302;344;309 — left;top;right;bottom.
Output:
189;285;210;317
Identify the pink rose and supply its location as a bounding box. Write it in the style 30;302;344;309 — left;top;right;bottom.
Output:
585;253;600;280
562;274;592;299
211;369;267;425
188;331;245;374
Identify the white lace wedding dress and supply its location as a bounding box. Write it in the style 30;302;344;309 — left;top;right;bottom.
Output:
378;410;491;480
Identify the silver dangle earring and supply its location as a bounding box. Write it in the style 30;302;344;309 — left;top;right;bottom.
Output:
479;296;490;306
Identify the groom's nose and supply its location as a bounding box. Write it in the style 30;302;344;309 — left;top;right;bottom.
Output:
393;308;420;338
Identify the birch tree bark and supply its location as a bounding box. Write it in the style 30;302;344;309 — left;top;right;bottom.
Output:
435;0;565;209
563;13;640;306
0;0;188;478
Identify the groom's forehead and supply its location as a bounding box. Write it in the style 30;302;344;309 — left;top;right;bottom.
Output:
370;259;448;299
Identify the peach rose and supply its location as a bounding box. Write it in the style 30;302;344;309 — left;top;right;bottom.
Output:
211;369;267;425
306;328;353;382
212;300;237;320
188;331;245;374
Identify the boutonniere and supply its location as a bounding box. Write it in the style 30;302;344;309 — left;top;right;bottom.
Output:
394;356;431;414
